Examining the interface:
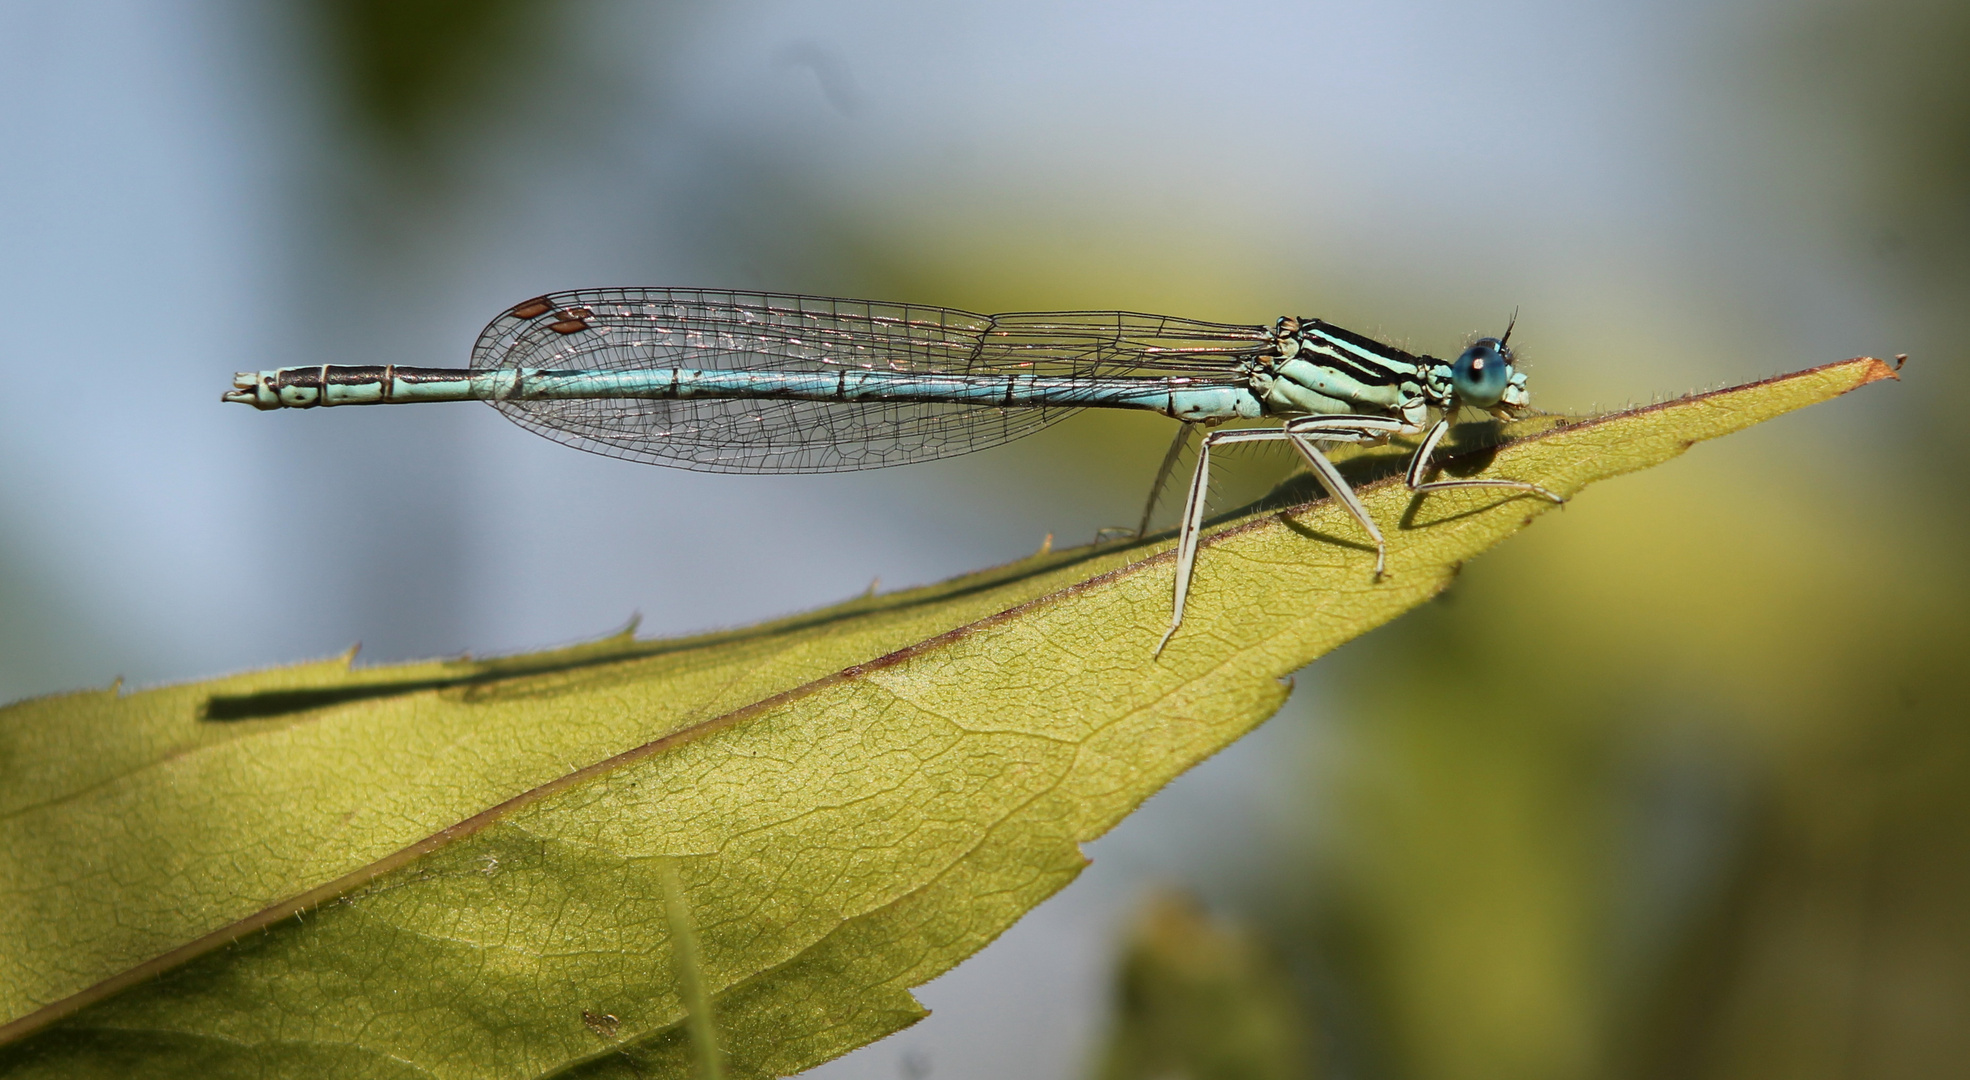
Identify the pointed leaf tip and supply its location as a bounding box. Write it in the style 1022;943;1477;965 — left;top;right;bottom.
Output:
1858;355;1903;385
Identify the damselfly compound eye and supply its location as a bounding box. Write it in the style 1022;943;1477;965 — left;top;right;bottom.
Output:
1452;338;1513;407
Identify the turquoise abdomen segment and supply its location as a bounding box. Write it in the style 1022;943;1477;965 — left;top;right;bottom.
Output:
227;365;1264;423
226;366;489;409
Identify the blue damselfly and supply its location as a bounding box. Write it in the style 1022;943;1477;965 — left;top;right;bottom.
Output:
226;289;1562;653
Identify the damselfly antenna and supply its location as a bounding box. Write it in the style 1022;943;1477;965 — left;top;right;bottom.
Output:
1500;307;1520;350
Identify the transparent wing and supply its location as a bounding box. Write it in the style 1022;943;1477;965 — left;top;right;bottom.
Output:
470;287;1272;474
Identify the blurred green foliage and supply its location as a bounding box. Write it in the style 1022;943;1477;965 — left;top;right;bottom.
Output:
314;0;558;154
1092;892;1316;1080
1793;0;1970;285
1236;4;1970;1077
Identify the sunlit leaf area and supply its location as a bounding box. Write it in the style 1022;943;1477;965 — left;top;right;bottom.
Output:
2;2;1963;1078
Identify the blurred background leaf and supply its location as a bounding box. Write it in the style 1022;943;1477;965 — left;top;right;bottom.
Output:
1091;892;1316;1080
319;0;554;154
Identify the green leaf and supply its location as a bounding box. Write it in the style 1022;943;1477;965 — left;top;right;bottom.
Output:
0;358;1896;1078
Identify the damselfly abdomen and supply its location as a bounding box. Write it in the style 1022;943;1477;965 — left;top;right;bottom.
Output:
226;288;1562;653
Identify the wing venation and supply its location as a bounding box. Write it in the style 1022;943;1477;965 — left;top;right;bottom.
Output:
471;288;1270;474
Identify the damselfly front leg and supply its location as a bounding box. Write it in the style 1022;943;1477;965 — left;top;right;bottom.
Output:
1402;416;1566;503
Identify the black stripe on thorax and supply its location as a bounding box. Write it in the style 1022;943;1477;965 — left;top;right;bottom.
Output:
1300;319;1429;386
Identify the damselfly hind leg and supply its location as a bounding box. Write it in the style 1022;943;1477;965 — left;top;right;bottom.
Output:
1135;423;1197;539
1153;415;1410;657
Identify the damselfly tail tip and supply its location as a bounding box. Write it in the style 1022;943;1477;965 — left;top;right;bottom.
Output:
224;372;280;410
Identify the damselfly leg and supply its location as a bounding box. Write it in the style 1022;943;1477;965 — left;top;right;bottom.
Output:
1153;414;1564;657
1134;423;1198;539
1403;416;1566;502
